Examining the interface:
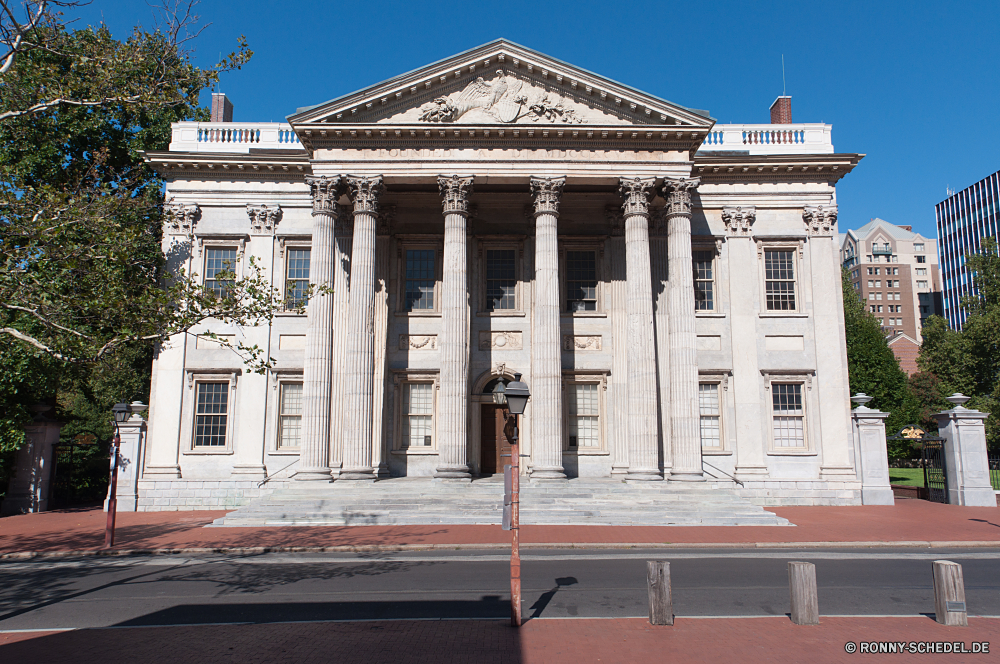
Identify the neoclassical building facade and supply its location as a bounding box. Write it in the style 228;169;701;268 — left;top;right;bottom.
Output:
139;41;864;511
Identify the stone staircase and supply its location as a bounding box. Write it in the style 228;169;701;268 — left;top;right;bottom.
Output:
211;477;790;527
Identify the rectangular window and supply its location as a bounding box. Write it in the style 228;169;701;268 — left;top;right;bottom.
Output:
568;383;600;449
764;250;796;311
916;255;927;264
485;249;517;311
566;250;598;312
867;267;873;275
875;280;881;287
916;268;927;276
920;305;929;314
693;250;715;311
204;248;238;297
874;268;881;275
877;305;883;312
917;280;928;289
403;383;434;447
866;255;872;263
914;243;925;251
893;268;899;275
405;249;436;311
876;293;882;300
870;305;876;312
285;248;311;309
699;383;721;449
277;382;303;449
194;382;229;447
772;384;805;449
867;280;874;287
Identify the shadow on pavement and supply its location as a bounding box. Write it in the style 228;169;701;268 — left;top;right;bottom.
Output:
115;596;511;625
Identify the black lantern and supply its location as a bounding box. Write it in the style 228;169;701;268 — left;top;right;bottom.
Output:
503;373;530;415
112;402;131;423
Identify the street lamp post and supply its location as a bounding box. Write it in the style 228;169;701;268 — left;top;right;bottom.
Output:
105;402;132;549
493;373;530;627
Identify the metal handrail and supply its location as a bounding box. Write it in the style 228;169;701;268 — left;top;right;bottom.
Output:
701;461;744;487
257;458;299;488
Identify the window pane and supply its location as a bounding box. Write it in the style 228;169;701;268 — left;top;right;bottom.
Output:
699;383;720;449
405;249;436;311
404;383;433;447
195;382;228;447
568;383;599;448
285;248;311;308
693;250;714;311
566;250;598;312
486;249;516;310
205;248;238;297
772;383;805;448
764;250;796;310
278;382;303;448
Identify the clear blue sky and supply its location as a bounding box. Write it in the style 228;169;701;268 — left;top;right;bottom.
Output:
75;0;1000;240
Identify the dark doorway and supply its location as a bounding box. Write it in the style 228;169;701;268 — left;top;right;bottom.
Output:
480;404;511;475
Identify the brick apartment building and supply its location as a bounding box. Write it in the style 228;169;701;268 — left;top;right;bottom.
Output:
841;219;943;374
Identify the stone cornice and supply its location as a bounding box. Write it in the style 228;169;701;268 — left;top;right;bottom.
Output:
294;123;708;154
693;153;863;184
143;151;311;181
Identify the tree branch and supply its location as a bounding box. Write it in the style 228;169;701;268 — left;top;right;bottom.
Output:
0;326;82;363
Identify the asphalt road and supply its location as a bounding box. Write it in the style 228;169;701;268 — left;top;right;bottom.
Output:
1;548;999;630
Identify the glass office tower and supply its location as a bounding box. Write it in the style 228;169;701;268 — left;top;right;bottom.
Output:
935;170;1000;330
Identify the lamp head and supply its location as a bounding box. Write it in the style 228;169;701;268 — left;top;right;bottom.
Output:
112;402;131;424
504;373;530;415
491;378;507;406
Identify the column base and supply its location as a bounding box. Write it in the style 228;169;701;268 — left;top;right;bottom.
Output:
339;468;377;481
820;465;857;480
434;466;471;480
669;471;705;482
230;464;267;479
861;486;895;506
530;467;567;480
433;476;472;483
625;471;663;482
294;467;332;482
611;464;629;477
143;465;182;479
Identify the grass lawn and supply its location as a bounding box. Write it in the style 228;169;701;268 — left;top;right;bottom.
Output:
888;468;925;487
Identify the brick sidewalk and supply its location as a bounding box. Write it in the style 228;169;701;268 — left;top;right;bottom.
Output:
1;617;997;663
1;499;998;556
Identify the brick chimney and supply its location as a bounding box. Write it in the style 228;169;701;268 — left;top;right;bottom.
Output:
211;93;233;122
770;96;791;124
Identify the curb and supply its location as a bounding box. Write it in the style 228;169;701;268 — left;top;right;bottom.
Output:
2;540;1000;560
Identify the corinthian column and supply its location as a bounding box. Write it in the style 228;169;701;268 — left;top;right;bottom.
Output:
435;176;474;479
296;175;340;481
529;176;566;480
328;208;353;476
619;177;662;481
340;175;384;481
662;177;704;481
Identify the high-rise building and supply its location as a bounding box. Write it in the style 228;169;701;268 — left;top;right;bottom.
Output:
841;219;942;373
935;170;1000;330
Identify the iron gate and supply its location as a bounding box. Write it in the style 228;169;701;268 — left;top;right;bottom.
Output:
921;441;947;503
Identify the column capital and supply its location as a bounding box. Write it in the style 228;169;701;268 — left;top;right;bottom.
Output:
803;204;838;236
164;198;200;237
304;175;342;217
247;203;282;236
722;205;756;237
437;175;475;216
660;177;701;217
346;175;385;216
618;176;656;218
530;176;566;217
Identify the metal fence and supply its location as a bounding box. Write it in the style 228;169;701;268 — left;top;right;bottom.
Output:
990;457;1000;491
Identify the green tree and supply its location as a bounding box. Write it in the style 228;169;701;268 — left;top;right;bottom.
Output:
917;237;1000;450
0;3;300;497
841;268;915;458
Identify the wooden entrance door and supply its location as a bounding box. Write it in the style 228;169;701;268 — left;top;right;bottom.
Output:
480;404;511;475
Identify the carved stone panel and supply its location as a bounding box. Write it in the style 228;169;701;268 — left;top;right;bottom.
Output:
399;335;438;351
479;331;522;351
562;335;603;351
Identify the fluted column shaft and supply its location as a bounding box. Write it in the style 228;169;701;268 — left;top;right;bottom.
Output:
340;176;384;481
297;176;340;481
328;211;353;476
436;176;474;479
620;178;662;480
650;228;672;475
529;177;566;479
663;178;704;481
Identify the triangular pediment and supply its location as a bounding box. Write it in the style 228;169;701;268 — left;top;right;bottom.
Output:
289;40;715;128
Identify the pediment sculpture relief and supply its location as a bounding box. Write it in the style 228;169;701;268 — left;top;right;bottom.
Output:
412;70;594;125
